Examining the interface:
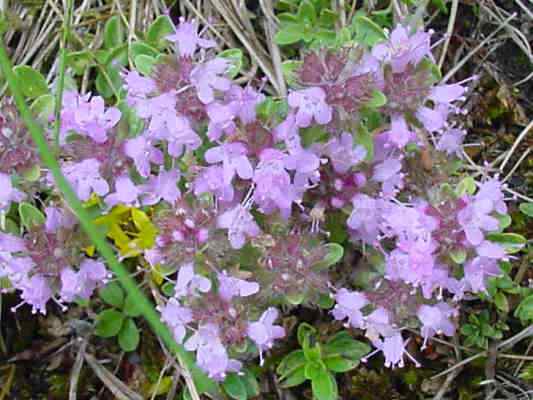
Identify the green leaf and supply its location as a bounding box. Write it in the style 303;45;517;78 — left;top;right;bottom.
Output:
355;124;374;161
161;282;175;296
95;309;125;337
297;323;317;347
146;15;175;48
456;176;477;196
104;16;124;49
218;49;243;79
31;94;55;123
277;350;307;378
66;50;94;76
352;14;387;47
134;54;156;76
20;164;40;182
313;29;337;45
222;373;247;400
104;44;129;66
323;355;358;372
515;295;533;322
496;214;512;230
241;369;260;397
311;369;338;400
419;58;442;84
256;97;288;122
130;41;160;59
147;377;173;396
99;281;125;308
304;344;322;364
278;12;300;24
282;60;302;87
301;126;328;146
286;291;305;305
493;292;509;313
95;66;122;99
118;318;140;351
324;331;370;361
519;202;533;217
365;90;387;108
317;293;335;309
318;9;337;27
0;217;19;235
450;248;466;264
325;211;348;244
305;361;326;381
18;202;45;229
13;65;49;99
519;363;533;382
297;0;317;23
314;243;344;270
460;323;477;337
432;0;448;13
279;365;307;388
123;294;143;317
487;233;526;254
275;24;305;45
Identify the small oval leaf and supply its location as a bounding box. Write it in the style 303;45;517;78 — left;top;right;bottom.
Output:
95;309;125;338
118;318;140;351
18;202;45;229
14;65;49;99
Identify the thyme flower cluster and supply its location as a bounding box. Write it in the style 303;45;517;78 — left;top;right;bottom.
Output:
0;18;520;379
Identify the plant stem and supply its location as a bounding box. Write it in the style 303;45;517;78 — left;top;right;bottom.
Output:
0;40;216;399
53;0;73;151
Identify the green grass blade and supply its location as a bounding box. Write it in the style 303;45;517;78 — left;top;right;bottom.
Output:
0;39;218;399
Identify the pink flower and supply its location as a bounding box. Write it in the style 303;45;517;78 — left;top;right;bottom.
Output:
105;175;141;207
166;115;202;157
347;194;382;244
141;168;181;205
417;303;456;349
59;259;108;302
365;332;420;368
247;308;285;365
332;288;368;329
206;102;236;141
190;59;231;104
457;198;500;246
385;114;416;149
217;204;261;249
372;157;404;197
217;271;259;301
372;25;432;73
0;172;26;211
185;324;242;381
60;91;121;144
193;165;235;203
122;70;156;107
44;206;77;233
204;142;254;185
174;263;212;298
437;128;465;155
160;298;193;343
463;257;501;293
61;159;110;201
124;135;164;178
166;18;216;57
325;132;367;173
17;275;53;315
226;85;265;124
253;149;298;218
288;87;332;127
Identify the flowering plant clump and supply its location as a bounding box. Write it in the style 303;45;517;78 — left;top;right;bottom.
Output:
0;10;530;398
